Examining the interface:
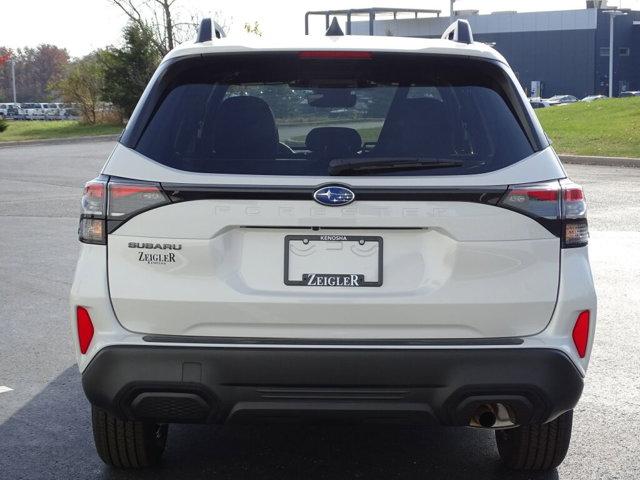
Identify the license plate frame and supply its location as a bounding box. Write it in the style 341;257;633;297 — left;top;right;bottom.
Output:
284;234;383;287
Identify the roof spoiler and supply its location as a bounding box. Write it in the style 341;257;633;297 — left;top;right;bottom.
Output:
441;19;474;44
196;18;226;43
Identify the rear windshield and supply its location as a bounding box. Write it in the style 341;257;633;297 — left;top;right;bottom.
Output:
128;53;541;176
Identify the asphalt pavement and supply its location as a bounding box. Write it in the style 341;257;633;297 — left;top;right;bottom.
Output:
0;139;638;479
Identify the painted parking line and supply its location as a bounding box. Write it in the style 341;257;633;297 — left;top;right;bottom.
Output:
0;386;13;394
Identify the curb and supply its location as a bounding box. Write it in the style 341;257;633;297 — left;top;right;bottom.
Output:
0;134;120;148
559;154;640;168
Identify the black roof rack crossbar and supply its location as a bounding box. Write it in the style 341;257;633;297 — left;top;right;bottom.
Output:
305;7;441;35
196;18;226;43
441;19;474;44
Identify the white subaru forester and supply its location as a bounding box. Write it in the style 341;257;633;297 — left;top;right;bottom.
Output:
70;19;596;471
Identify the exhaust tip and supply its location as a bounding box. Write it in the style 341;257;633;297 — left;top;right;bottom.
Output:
478;409;497;428
469;403;516;429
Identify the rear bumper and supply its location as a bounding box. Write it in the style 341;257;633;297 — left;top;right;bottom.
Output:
82;345;583;426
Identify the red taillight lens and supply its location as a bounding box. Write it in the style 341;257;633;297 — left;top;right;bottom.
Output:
76;306;94;354
81;179;106;216
572;310;590;358
298;51;373;60
108;181;168;218
499;181;561;219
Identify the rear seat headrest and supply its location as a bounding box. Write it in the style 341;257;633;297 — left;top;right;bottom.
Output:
305;127;362;159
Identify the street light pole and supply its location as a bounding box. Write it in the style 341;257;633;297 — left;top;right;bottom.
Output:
603;9;628;98
11;58;17;103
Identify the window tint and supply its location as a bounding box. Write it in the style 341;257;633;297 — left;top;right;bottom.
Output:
132;53;540;176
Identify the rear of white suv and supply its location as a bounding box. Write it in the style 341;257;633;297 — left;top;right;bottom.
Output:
70;22;596;471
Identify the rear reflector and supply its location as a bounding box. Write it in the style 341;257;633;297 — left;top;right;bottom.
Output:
298;51;373;60
76;306;94;354
572;310;590;358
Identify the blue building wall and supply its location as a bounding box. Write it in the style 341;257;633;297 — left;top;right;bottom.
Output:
594;10;640;95
352;9;640;98
473;29;596;98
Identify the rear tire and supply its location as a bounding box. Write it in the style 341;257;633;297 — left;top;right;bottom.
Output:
495;410;573;471
91;406;168;468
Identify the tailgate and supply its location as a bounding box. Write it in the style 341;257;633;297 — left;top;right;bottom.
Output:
107;198;559;339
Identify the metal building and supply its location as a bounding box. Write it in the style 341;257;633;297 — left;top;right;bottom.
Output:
344;7;640;98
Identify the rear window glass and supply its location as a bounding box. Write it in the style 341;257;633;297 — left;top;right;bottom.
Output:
131;53;539;176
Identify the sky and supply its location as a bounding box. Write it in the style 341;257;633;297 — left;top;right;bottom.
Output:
1;0;639;57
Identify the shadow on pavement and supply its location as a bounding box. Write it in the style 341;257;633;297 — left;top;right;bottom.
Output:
0;367;559;480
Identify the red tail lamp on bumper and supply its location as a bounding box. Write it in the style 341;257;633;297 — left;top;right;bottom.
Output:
572;310;590;358
76;306;95;354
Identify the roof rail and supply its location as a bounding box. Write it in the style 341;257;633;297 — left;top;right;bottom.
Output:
441;19;474;44
196;18;226;43
325;17;344;36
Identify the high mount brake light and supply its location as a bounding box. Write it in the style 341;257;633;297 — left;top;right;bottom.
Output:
298;51;373;60
78;177;169;244
499;180;588;248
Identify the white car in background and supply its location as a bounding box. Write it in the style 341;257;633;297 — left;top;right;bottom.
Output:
18;103;46;120
0;103;19;119
581;95;606;102
70;19;596;472
544;95;578;106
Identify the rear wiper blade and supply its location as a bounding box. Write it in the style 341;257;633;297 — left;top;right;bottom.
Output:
328;157;465;175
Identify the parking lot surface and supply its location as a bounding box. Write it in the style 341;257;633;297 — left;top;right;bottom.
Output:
0;140;638;479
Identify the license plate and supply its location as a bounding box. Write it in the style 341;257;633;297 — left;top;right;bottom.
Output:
284;235;383;287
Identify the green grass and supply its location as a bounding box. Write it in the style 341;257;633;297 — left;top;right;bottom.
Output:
536;97;640;158
0;120;123;143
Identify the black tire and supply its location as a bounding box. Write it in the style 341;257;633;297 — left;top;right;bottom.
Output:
496;410;573;471
91;406;168;468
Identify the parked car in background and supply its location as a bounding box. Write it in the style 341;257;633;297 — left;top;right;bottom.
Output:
42;103;60;119
0;103;19;119
544;95;578;106
581;95;606;102
18;103;47;120
620;91;640;98
529;98;548;109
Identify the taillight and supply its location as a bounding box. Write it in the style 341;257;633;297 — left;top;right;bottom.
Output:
498;180;588;248
572;310;590;358
78;177;169;244
560;180;588;248
298;51;373;60
76;306;94;354
79;178;107;244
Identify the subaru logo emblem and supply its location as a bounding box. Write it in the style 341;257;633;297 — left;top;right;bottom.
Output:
313;186;355;206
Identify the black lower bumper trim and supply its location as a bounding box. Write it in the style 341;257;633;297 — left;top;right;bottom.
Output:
82;346;583;426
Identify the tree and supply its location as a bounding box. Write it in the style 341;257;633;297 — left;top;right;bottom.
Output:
110;0;197;56
243;21;262;37
54;54;104;123
0;45;69;102
100;24;161;118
